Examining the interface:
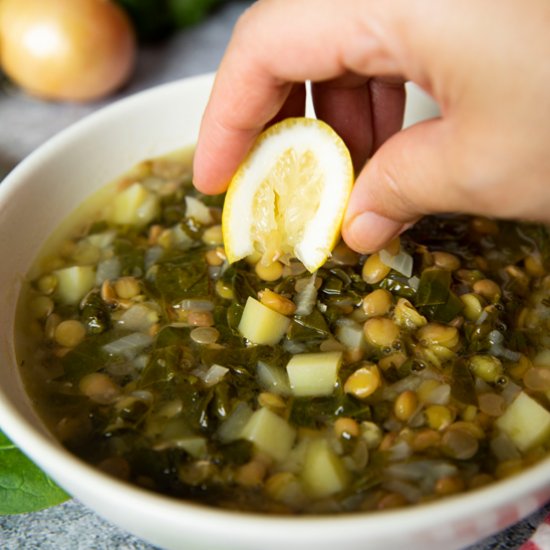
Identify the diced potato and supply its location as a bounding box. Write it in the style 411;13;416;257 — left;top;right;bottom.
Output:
286;351;342;397
241;407;296;461
238;296;290;345
54;265;96;305
301;438;349;498
257;360;291;396
496;392;550;452
109;182;159;226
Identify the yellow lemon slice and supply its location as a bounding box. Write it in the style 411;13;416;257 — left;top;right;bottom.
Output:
222;117;354;272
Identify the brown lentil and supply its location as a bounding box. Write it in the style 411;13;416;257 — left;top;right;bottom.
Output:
417;323;459;349
394;390;418;422
441;428;478;460
255;260;283;281
79;373;120;405
344;364;381;399
190;327;219;345
334;417;360;439
114;276;140;299
258;289;297;316
432;251;461;271
362;289;392;317
472;279;501;302
202;225;223;246
425;405;453;431
363;317;400;347
434;475;465;496
54;319;86;348
361;252;391;284
187;310;214;327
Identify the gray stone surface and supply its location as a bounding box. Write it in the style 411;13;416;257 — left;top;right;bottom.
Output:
0;1;548;548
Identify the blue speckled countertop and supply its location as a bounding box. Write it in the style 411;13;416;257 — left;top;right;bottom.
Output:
1;2;549;548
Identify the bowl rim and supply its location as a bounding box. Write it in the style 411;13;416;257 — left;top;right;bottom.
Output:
0;72;548;545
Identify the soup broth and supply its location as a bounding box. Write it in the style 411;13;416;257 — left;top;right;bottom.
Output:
16;149;550;514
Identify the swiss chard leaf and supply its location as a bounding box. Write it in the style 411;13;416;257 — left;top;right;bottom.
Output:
416;269;452;307
0;430;69;515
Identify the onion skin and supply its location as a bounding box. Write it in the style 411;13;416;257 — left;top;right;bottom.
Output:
0;0;136;102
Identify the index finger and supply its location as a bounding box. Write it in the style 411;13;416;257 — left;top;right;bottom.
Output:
192;0;404;194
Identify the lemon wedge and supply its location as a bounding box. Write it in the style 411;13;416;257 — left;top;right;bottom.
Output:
222;117;354;272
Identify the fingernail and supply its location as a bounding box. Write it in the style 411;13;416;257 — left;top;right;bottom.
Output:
344;212;404;253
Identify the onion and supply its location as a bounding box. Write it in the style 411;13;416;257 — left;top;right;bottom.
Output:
501;380;521;404
408;276;420;291
379;249;414;277
118;303;159;332
195;364;229;387
144;246;164;270
0;0;136;102
185;196;212;225
425;383;451;405
388;440;412;462
217;403;253;443
294;273;318;316
178;299;215;312
102;332;153;358
335;318;365;350
95;257;121;285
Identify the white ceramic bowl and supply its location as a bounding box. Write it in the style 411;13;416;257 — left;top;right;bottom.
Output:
0;73;549;550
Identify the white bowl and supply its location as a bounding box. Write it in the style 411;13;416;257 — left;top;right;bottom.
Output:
0;73;549;550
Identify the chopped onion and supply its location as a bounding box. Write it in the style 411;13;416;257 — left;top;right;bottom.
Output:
379;249;414;277
144;246;163;269
102;332;153;358
408;276;420;291
501;380;522;404
425;383;451;405
217;402;253;443
383;375;423;400
196;364;229;386
335;318;365;350
488;330;504;345
294;273;318;316
118;303;159;332
95;257;121;285
476;310;489;326
178;299;215;312
185;196;212;225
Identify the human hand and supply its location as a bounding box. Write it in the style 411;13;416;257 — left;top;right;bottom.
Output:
193;0;550;253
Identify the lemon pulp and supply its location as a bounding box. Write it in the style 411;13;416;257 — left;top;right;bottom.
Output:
251;148;323;265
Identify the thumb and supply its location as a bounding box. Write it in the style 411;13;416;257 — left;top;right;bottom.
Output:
342;118;464;253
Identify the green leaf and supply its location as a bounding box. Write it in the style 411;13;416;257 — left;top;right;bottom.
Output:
416;269;451;307
0;430;69;515
422;290;464;323
450;359;477;405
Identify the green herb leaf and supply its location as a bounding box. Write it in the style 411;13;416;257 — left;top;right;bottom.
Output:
416;269;452;307
0;430;69;515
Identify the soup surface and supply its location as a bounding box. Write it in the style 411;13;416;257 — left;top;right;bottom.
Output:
17;150;550;514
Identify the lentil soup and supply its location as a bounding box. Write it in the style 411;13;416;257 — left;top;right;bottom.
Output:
16;149;550;514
